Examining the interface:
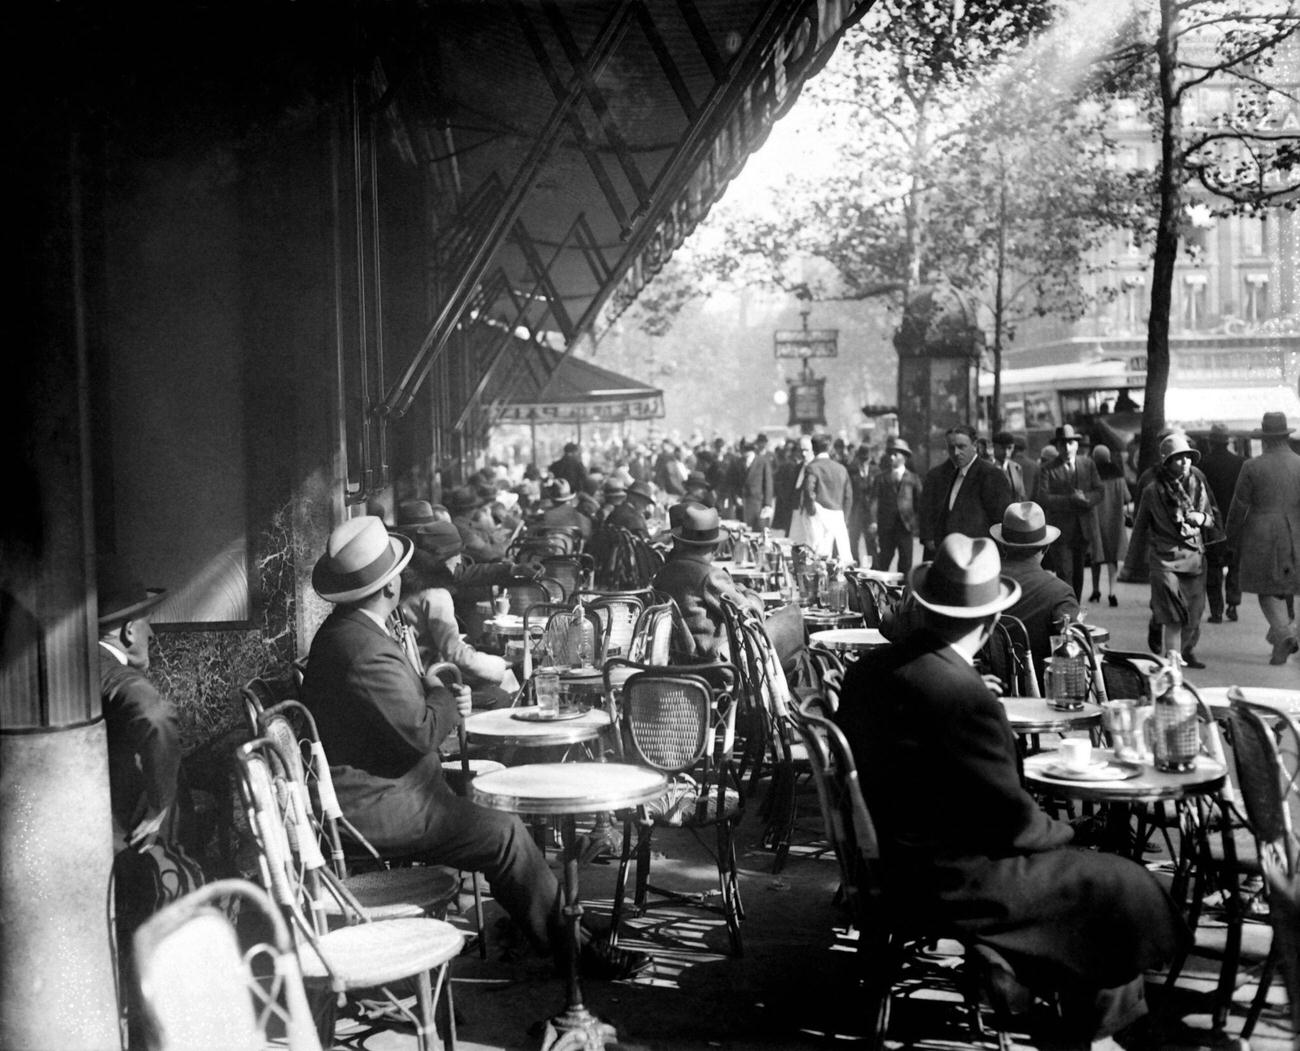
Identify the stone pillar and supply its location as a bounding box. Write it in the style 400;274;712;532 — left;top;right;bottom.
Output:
2;114;120;1047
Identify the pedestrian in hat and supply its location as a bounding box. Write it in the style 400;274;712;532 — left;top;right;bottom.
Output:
868;437;922;574
1032;424;1104;601
1120;433;1219;669
301;516;646;980
990;501;1079;680
1087;444;1129;608
847;442;880;567
651;503;764;663
835;534;1181;1051
547;441;589;499
1199;423;1244;623
538;477;593;545
991;431;1027;501
1225;411;1300;664
98;561;178;852
733;436;775;531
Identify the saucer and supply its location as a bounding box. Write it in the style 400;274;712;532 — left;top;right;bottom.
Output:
1043;758;1143;782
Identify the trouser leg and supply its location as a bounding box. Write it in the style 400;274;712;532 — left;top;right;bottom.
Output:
1204;551;1225;619
896;529;914;575
424;794;561;953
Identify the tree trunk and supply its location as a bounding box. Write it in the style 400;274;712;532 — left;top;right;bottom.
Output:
992;170;1007;436
1141;0;1180;475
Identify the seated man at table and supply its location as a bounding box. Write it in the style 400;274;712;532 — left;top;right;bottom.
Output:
301;516;644;979
834;534;1182;1050
652;503;766;664
399;521;517;710
990;501;1079;683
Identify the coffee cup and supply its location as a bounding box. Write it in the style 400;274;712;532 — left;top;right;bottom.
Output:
1058;737;1092;772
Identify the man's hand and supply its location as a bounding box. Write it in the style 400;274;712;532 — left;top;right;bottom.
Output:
759;505;773;522
453;684;473;718
981;674;1005;698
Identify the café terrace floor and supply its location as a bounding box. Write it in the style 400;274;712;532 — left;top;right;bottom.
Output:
312;581;1297;1051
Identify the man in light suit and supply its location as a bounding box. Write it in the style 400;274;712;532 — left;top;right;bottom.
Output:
734;437;775;530
835;535;1181;1049
918;424;1014;560
1033;424;1103;600
992;430;1027;501
868;437;922;574
302;516;644;979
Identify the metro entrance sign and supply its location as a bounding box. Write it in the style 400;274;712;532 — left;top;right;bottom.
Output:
774;328;838;358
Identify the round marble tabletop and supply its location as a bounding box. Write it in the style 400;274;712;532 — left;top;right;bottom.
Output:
463;705;612;747
471;762;668;816
1000;697;1102;735
809;627;888;652
1024;748;1226;804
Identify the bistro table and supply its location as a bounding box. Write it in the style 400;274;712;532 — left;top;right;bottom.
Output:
1024;745;1238;1029
808;627;888;654
801;608;864;634
472;763;668;1051
463;705;612;752
1001;697;1102;739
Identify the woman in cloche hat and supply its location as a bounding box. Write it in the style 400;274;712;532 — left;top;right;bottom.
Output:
1224;411;1300;664
1119;432;1218;669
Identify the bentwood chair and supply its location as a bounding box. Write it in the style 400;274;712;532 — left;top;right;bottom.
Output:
789;704;1016;1051
133;878;322;1051
1221;696;1300;1041
580;592;647;663
590;526;663;590
236;737;464;1051
606;660;745;955
979;614;1040;699
538;553;595;600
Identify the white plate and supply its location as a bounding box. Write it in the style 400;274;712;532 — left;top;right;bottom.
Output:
1042;759;1143;782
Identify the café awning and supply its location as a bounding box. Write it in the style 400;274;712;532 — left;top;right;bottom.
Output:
484;338;664;426
370;0;874;421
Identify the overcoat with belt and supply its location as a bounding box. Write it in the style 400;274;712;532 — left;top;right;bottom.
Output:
1225;442;1300;595
834;630;1181;988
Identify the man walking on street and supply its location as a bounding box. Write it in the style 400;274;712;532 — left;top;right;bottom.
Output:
1034;424;1103;600
869;437;922;574
919;424;1014;559
1199;422;1243;623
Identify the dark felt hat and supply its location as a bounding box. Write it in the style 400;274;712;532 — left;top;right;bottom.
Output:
416;520;463;561
97;561;167;628
626;480;656;504
670;503;722;545
1251;411;1294;438
445;485;488;515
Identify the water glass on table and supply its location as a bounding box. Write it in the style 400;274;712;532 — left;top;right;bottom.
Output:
1101;699;1150;762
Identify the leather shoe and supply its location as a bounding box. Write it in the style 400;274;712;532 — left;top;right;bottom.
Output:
1182;654;1206;670
1226;606;1238;621
1208;614;1223;624
1089;591;1101;603
1108;595;1118;607
1147;621;1161;655
1270;636;1299;666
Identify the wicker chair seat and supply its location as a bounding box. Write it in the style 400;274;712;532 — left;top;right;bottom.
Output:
639;781;743;826
321;866;461;921
298;917;464;987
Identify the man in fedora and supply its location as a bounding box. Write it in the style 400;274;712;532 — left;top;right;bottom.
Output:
868;436;922;574
991;501;1079;680
652;503;764;663
732;436;775;531
1225;411;1300;664
547;440;589;498
537;477;593;545
918;424;1014;560
302;516;644;978
991;431;1028;501
1199;423;1243;623
1033;423;1103;600
98;562;179;852
604;479;656;537
836;535;1181;1050
447;484;511;563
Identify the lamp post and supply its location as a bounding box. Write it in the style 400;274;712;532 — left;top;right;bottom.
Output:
776;298;835;435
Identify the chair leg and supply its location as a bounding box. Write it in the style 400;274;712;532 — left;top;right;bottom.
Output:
609;816;636;951
469;872;487;960
717;818;744;955
414;968;436;1051
632;821;654;913
1242;941;1279;1040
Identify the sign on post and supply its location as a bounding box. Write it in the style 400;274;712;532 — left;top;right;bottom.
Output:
774;329;838;359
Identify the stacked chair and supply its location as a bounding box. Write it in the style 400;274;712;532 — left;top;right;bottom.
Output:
235;736;464;1051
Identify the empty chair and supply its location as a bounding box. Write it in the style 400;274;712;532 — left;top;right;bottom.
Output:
580;592;646;663
235;737;463;1051
133;878;322;1051
979;614;1040;698
538;553;594;600
607;660;745;955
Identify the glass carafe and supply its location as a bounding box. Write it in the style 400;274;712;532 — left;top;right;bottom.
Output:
1147;652;1200;772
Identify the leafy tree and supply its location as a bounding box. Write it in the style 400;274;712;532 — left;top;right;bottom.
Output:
1093;0;1300;469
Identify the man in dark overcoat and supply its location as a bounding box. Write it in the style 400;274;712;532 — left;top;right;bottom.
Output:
1034;424;1103;600
302;516;643;979
835;534;1182;1047
733;438;775;530
1198;422;1244;623
918;424;1014;559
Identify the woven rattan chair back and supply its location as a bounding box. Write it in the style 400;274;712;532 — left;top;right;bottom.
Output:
133;878;323;1051
621;671;714;774
627;601;678;665
584;594;645;662
538;554;593;600
505;580;551;616
980;615;1039;698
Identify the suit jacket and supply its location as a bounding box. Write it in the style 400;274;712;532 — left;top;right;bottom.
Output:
652;551;763;662
994;458;1027;500
834;630;1179;986
735;452;775;527
868;468;922;535
1000;557;1080;678
301;607;460;849
918;457;1013;546
1034;455;1103;549
801;455;853;515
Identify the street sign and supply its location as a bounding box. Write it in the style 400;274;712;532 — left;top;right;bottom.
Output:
774;329;838;359
787;379;826;426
